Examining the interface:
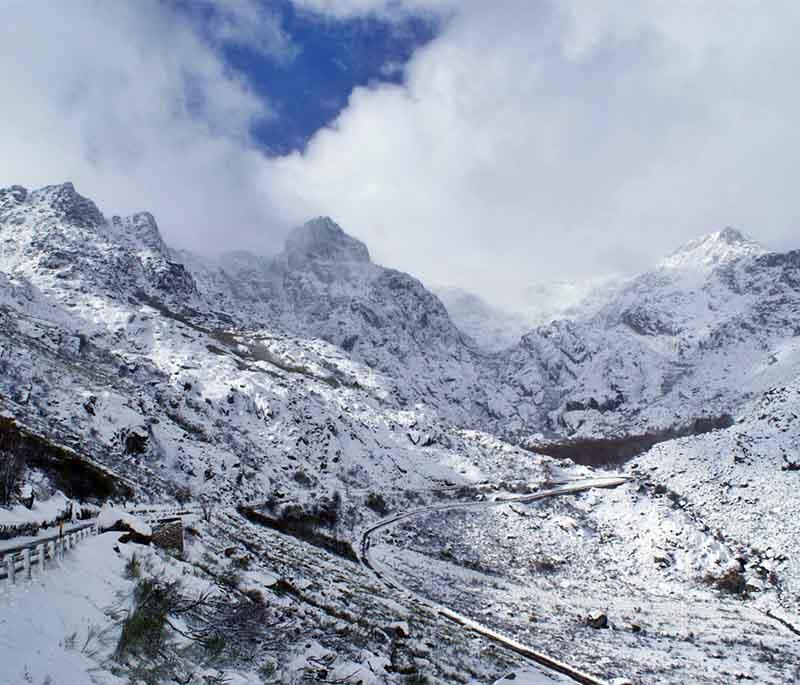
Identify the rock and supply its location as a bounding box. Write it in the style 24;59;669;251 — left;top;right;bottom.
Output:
118;530;152;545
389;643;418;675
151;519;184;554
387;621;410;638
653;550;672;566
586;610;609;629
97;503;152;545
124;430;148;455
744;576;764;593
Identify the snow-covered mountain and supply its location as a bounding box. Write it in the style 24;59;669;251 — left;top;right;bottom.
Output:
497;227;800;440
520;275;623;326
180;216;487;425
433;286;530;352
3;183;800;684
4;184;800;466
0;183;527;509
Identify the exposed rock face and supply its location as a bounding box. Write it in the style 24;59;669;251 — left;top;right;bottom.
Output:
182;216;484;424
282;216;371;265
0;182;198;312
495;226;800;440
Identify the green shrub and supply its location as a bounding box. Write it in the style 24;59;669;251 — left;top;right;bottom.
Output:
115;579;174;659
405;675;431;685
258;661;278;682
125;553;141;579
365;492;389;515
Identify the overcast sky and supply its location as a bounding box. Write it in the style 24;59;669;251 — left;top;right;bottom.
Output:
2;1;799;307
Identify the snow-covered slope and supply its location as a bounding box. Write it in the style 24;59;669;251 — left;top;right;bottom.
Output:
180;217;488;424
4;183;800;471
634;379;800;607
4;183;800;684
433;286;530;352
497;227;800;440
0;184;536;510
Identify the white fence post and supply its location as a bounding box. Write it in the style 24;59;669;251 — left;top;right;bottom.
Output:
2;521;97;590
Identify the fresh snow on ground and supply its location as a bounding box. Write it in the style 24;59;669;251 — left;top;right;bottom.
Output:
0;492;72;529
96;504;152;537
0;533;128;685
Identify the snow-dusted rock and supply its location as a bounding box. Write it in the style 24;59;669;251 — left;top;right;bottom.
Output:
96;503;152;538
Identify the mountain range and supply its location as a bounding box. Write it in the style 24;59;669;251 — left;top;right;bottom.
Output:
3;182;800;683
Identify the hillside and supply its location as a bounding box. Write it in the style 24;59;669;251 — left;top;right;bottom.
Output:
2;183;800;684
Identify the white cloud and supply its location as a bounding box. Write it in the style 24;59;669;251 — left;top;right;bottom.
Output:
268;1;800;305
2;1;800;308
0;0;290;255
202;0;299;61
290;0;454;20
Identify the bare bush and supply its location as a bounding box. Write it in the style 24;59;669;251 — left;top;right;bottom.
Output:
0;449;26;506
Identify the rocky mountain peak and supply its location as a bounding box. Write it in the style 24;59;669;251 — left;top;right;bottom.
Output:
659;226;765;271
27;182;105;229
108;211;167;255
283;216;371;266
717;226;746;244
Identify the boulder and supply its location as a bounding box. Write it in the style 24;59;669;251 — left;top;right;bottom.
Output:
97;503;152;545
586;610;609;629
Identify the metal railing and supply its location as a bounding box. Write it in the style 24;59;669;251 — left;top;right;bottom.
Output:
0;505;197;588
0;521;97;586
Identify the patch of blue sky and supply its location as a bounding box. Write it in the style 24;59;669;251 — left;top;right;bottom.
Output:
173;0;438;155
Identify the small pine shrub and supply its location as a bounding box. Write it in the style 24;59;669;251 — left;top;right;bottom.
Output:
125;554;141;579
365;492;389;515
115;579;174;659
405;675;431;685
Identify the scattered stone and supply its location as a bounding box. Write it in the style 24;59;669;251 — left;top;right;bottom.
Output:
586;610;609;629
387;621;410;638
389;643;417;674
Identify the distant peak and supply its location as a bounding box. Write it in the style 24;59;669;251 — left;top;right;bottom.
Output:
660;226;764;270
28;182;104;229
283;217;371;264
718;226;746;243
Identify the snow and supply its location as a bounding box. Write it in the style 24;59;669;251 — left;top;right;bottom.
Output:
0;492;72;529
0;533;128;685
493;670;574;684
96;504;151;537
2;183;800;682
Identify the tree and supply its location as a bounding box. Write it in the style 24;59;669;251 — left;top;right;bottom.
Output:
0;449;26;506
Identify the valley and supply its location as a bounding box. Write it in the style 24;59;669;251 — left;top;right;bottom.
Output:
1;183;799;684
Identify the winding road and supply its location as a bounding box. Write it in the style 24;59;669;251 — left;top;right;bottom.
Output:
358;476;630;685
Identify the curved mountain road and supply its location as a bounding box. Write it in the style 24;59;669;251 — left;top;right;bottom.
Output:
358;476;630;685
